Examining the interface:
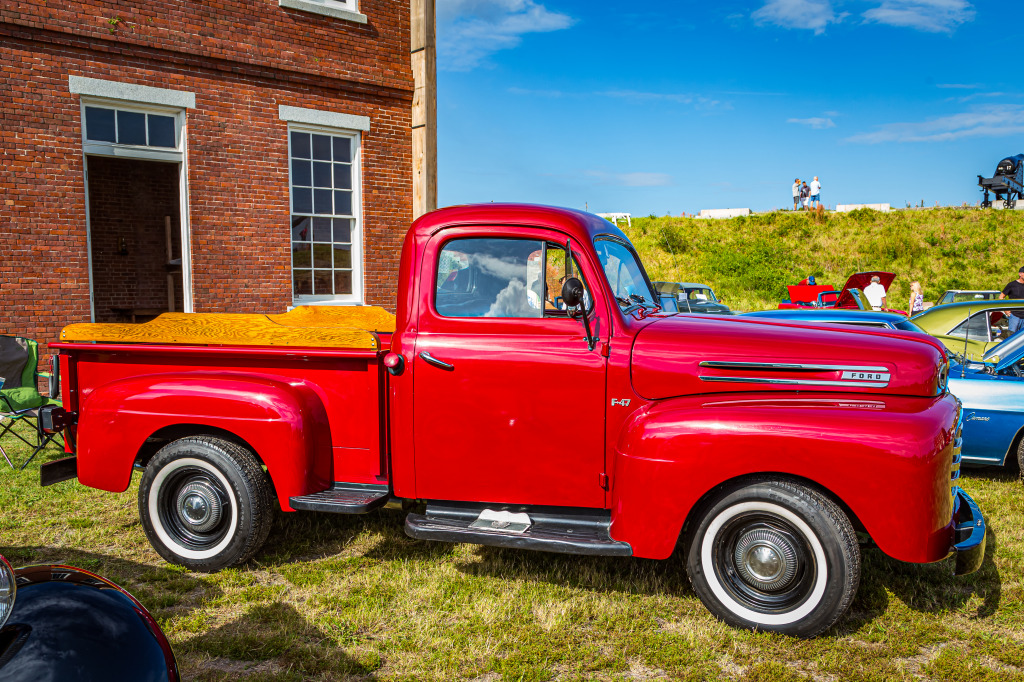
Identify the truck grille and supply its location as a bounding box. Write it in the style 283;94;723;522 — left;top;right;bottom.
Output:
951;407;963;485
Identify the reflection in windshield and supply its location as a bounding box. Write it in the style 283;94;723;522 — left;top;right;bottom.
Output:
594;238;654;308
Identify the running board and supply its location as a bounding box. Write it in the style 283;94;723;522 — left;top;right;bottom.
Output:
405;502;632;556
289;482;390;513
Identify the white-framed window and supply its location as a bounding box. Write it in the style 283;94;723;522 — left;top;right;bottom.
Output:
279;0;366;23
288;125;362;305
80;99;186;163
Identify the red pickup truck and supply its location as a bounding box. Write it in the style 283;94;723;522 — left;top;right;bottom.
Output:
42;204;985;637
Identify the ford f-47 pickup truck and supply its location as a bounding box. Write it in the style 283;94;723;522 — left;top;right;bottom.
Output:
42;204;985;637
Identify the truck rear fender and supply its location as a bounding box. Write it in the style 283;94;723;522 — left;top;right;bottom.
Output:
608;394;959;564
75;373;333;511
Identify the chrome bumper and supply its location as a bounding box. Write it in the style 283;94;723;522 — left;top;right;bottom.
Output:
951;486;986;576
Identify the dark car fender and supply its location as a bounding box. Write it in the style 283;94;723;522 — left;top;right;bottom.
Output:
607;392;960;563
0;564;178;681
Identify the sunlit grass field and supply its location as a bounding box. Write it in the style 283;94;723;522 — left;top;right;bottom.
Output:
2;421;1023;681
628;207;1024;314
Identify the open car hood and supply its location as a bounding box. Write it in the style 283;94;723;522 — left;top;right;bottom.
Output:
841;271;895;293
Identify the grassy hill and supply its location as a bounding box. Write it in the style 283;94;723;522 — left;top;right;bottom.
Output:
624;208;1024;313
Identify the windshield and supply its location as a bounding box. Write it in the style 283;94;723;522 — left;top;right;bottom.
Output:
894;319;926;333
594;238;656;309
985;330;1024;365
684;287;718;303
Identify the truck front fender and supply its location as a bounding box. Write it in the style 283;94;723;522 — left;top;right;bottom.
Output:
609;392;959;563
76;372;333;510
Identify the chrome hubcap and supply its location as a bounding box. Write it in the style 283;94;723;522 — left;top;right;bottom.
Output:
176;481;223;533
734;528;798;591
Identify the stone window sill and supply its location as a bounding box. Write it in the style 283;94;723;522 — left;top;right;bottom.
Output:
279;0;367;24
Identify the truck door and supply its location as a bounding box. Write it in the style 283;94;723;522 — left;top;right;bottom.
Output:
412;230;608;508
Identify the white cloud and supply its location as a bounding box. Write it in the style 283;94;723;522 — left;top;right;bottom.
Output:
597;89;726;110
845;105;1024;143
437;0;574;71
586;170;673;187
862;0;974;33
947;91;1009;103
751;0;847;34
507;86;565;97
788;117;836;129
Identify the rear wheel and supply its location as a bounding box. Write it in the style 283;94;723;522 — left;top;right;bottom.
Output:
685;479;859;638
139;436;274;572
1016;438;1024;480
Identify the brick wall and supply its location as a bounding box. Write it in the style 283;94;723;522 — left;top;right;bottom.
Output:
0;0;413;362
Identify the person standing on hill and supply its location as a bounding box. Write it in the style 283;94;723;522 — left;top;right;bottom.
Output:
1000;266;1024;336
863;275;887;311
800;181;810;209
809;176;821;208
792;179;801;210
909;281;925;314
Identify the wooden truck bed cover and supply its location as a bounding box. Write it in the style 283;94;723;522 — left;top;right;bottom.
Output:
59;305;396;350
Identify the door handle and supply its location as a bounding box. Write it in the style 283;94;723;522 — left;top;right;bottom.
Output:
419;351;455;371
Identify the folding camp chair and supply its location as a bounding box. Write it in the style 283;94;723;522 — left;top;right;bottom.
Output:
0;335;63;470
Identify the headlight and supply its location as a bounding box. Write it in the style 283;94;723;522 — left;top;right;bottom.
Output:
0;555;16;629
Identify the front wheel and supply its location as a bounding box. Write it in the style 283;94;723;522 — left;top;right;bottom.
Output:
685;479;860;638
139;436;274;572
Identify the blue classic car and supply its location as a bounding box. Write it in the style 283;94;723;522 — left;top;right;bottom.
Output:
949;332;1024;469
741;308;925;332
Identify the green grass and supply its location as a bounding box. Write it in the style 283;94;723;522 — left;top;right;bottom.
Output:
626;207;1024;313
2;420;1024;681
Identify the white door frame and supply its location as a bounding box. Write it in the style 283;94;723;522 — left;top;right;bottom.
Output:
77;97;193;319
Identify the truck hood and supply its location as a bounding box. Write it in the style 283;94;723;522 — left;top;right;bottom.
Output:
631;315;947;400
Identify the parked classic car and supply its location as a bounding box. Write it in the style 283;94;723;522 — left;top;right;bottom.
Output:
935;290;1000;307
948;332;1024;468
652;281;734;315
0;554;179;681
780;271;907;314
911;300;1024;361
742;309;925;333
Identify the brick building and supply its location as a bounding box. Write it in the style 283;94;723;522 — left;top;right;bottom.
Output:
0;0;435;353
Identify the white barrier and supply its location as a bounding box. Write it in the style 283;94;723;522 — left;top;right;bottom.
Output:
696;208;751;219
596;212;632;227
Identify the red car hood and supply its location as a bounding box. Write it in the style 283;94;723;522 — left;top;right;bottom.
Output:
631;315;946;401
842;271;895;292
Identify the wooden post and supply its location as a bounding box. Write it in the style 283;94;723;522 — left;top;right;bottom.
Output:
165;216;175;311
411;0;437;219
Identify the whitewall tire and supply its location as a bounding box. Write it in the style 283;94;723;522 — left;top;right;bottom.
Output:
138;436;274;572
685;478;860;638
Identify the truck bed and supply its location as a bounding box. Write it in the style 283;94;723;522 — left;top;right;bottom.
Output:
59;305;396;350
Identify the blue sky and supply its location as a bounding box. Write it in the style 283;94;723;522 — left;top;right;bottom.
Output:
435;0;1022;215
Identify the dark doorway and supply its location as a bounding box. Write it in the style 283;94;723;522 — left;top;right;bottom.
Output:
87;156;183;323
